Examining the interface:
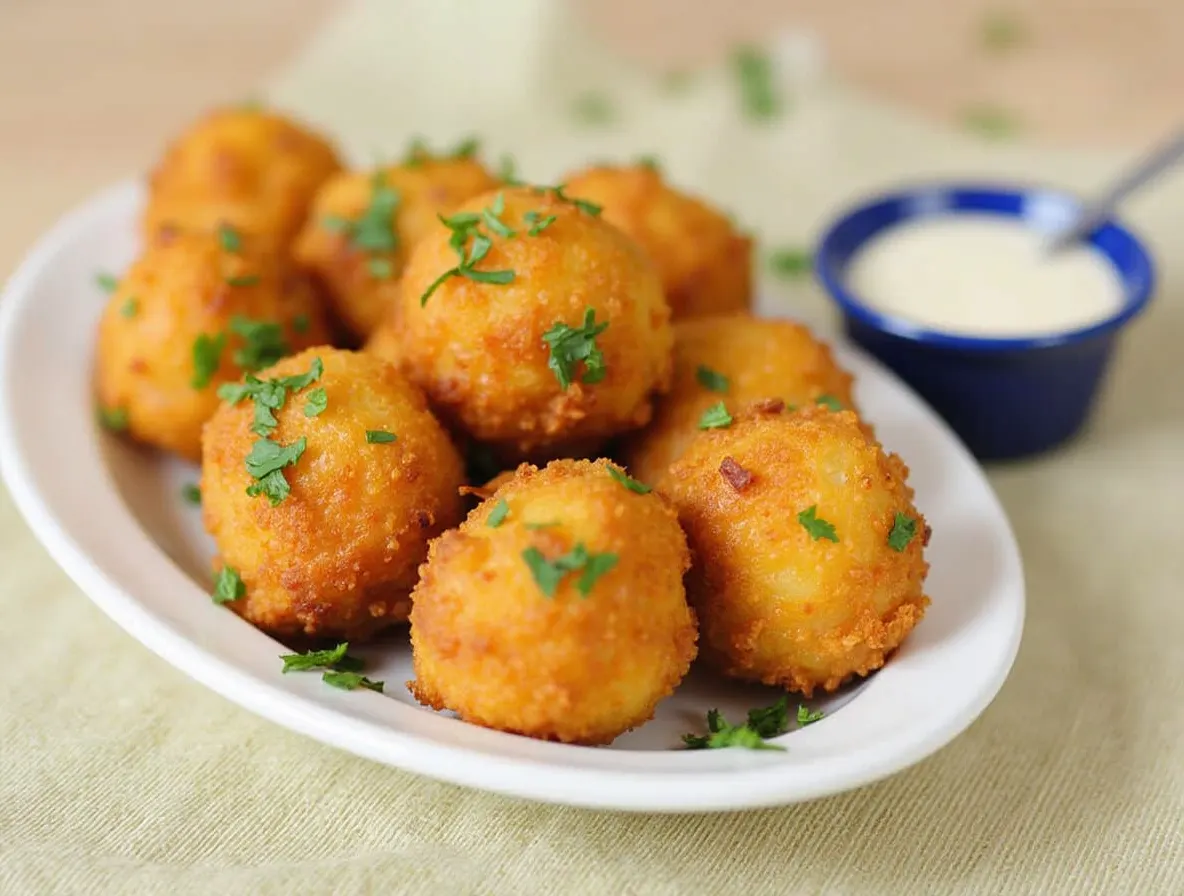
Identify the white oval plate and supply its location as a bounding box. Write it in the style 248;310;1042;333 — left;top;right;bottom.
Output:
0;181;1024;813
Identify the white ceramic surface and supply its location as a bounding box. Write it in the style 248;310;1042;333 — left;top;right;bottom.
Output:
0;181;1025;812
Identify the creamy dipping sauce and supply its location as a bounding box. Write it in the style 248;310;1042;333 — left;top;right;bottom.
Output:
845;214;1124;337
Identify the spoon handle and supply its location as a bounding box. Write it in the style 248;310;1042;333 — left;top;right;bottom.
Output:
1048;127;1184;251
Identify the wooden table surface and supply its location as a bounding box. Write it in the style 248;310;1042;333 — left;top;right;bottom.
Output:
2;0;1178;278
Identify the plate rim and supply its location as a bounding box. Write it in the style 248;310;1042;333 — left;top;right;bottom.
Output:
0;179;1026;812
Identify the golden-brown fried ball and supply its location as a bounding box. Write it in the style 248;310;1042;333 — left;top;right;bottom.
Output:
409;458;697;745
562;163;752;321
396;186;673;461
95;229;331;460
201;348;465;641
620;314;857;486
293;153;499;339
660;405;929;696
143;106;341;248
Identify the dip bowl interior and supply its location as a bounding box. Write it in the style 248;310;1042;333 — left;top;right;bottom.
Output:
814;184;1156;460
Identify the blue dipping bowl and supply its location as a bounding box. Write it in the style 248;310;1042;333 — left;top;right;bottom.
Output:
814;183;1156;460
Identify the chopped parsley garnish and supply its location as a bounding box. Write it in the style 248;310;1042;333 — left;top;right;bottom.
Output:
746;694;791;737
225;274;261;288
637;155;661;171
419;207;516;305
547;184;601;217
814;394;843;411
244;437;307;506
292;313;310;334
572;91;615;125
322;671;384;692
695;365;729;393
230;316;290;372
522;543;618;598
280;642;364;674
962;104;1019;139
181;483;201;506
352;171;401;252
486;498;510;528
797;705;825;726
498;154;521;185
481;193;516;238
608;466;651;494
403;136;480;167
365;430;397;444
768;247;811;279
303;387;327;417
191;332;227;389
542;308;608;389
887;513;918;552
217;222;242;253
402;137;428;166
119;297;138;319
524;521;559;531
218;357;323;437
981;12;1024;52
797;505;838;542
682;696;790;751
97;406;128;431
524;211;557;236
451;136;480;159
96;272;119;293
697;402;733;430
212;566;245;604
367;257;394;279
732;45;781;121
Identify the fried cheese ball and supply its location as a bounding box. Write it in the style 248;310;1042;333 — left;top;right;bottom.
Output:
620;314;857;486
293;154;499;339
143;106;342;248
409;459;697;745
562;163;752;320
397;186;673;461
201;348;465;641
95;229;331;460
660;405;929;696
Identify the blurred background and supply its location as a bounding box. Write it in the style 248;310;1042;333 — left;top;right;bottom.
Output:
4;0;1182;276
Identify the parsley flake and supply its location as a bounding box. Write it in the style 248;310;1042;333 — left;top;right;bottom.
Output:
451;136;480;159
797;705;825;726
522;543;618;598
732;45;782;121
682;697;789;751
572;91;615;125
292;313;310;334
695;365;729;393
212;566;245;605
280;642;364;674
815;394;843;411
482;193;516;239
498;154;521;185
697;401;733;430
352;171;401;254
119;297;139;319
230;316;290;372
225;274;261;288
798;505;838;543
962;104;1019;139
217;222;242;253
303;387;327;417
218;357;323;437
524;211;557;236
637;155;661;171
368;257;394;279
608;466;651;494
887;513;918;552
365;430;396;444
97;406;128;431
181;483;201;506
96;272;119;293
524;521;559;531
244;437;307;506
420;208;515;305
548;184;601;217
768;247;811;279
322;671;384;692
542;308;609;389
486;498;510;528
191;332;227;389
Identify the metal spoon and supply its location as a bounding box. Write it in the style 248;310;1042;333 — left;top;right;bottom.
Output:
1046;126;1184;252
